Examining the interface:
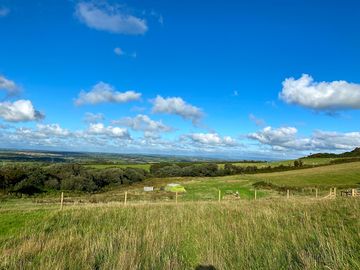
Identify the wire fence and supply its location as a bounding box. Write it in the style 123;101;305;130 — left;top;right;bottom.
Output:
52;187;360;209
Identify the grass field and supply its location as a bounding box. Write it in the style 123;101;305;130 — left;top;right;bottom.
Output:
248;161;360;188
1;199;359;269
84;157;342;172
218;157;337;169
33;161;360;204
2;161;360;269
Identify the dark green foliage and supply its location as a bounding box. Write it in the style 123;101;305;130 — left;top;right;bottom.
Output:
0;163;146;194
150;163;220;177
294;160;303;167
307;147;360;159
124;168;147;183
330;157;360;164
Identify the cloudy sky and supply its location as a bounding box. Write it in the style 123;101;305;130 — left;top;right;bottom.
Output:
0;0;360;159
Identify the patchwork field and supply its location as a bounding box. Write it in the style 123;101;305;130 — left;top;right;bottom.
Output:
83;157;346;172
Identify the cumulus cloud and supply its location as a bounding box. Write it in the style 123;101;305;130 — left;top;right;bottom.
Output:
112;114;172;133
37;124;70;137
0;123;72;148
0;100;44;122
152;96;203;124
248;126;298;146
280;74;360;111
75;2;148;35
87;123;131;139
248;126;360;152
0;75;20;96
0;7;9;17
3;122;133;149
75;82;141;105
186;133;237;147
84;112;105;123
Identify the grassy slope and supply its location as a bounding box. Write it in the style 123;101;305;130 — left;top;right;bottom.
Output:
247;161;360;188
1;199;359;269
49;162;360;204
219;157;336;168
1;162;360;269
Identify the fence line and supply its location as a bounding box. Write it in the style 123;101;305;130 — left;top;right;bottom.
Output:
56;187;359;209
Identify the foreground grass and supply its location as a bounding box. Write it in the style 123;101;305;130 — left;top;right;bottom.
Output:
1;199;360;270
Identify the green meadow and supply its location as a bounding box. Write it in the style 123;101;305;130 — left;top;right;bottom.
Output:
1;161;360;269
1;199;359;270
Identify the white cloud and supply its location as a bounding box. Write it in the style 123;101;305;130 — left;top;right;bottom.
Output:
75;82;141;105
112;114;172;133
37;124;70;137
248;126;298;146
248;126;360;152
187;133;237;147
0;100;44;122
0;7;9;17
84;112;105;123
114;47;124;56
280;74;360;110
87;123;131;139
310;131;360;151
113;47;137;58
75;2;148;35
152;95;203;124
0;123;73;148
0;75;20;96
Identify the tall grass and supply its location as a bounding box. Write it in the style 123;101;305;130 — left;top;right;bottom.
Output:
1;198;360;269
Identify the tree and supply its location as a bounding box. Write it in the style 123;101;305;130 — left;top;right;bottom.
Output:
294;160;303;167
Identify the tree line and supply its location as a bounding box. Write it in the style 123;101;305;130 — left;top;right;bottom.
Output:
1;160;308;195
149;161;305;178
0;163;147;195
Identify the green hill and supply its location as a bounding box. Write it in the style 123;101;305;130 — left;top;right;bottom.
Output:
249;161;360;188
306;147;360;159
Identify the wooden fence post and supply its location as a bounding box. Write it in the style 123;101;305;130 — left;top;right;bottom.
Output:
218;190;221;202
60;192;64;210
124;192;128;206
334;188;337;197
254;190;257;200
329;188;332;196
287;189;290;199
352;189;355;197
315;188;318;199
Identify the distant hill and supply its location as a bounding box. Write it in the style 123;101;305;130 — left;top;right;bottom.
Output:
306;147;360;158
0;149;221;164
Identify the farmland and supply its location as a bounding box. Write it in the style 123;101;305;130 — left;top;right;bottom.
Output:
1;160;360;269
84;157;343;171
87;161;360;203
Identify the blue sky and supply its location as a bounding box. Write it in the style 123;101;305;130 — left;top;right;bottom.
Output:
0;0;360;159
